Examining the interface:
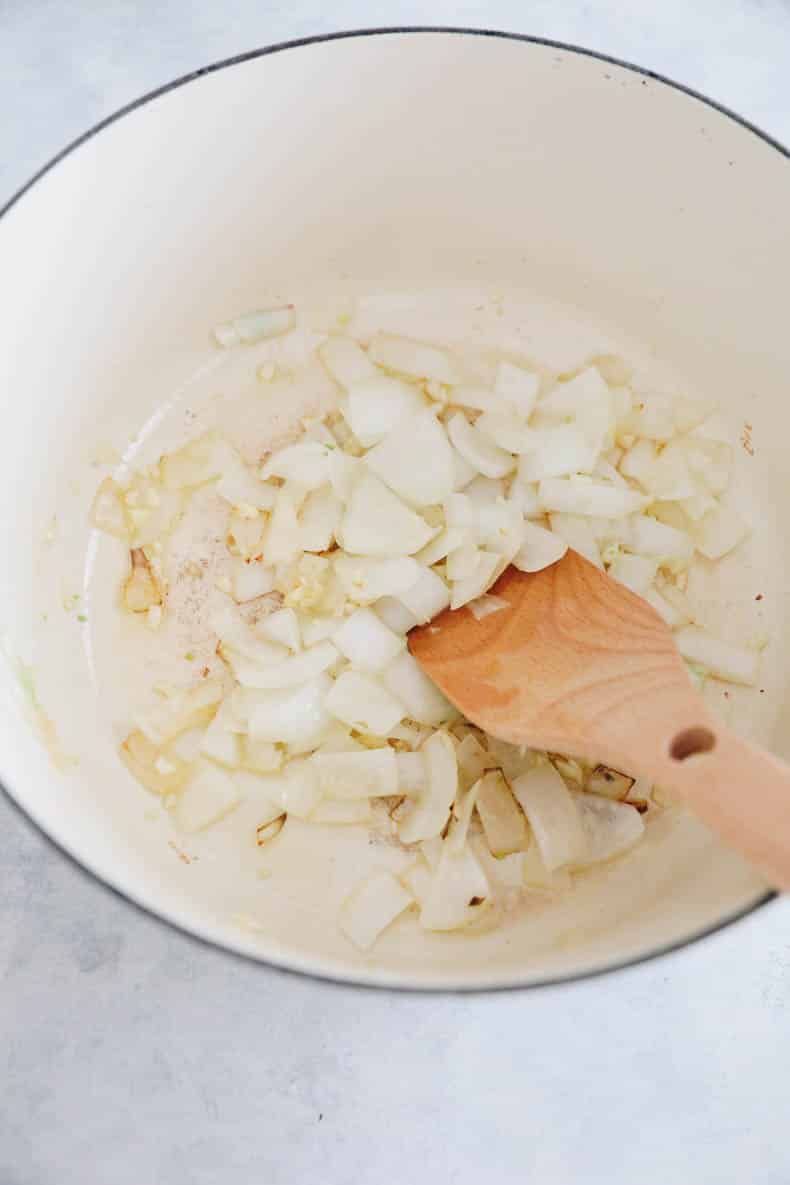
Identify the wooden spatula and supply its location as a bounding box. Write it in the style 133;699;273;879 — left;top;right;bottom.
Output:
409;549;790;889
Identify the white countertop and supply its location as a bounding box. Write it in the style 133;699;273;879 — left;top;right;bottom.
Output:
3;4;790;1182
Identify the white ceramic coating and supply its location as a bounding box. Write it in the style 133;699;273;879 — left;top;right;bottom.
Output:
1;30;787;988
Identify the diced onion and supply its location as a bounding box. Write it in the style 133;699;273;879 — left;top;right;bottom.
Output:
311;749;398;800
398;732;457;844
369;332;461;384
213;305;295;347
511;764;586;871
326;671;405;734
674;627;759;685
380;651;454;727
173;763;241;832
365;408;456;507
333;608;404;671
339;870;414;950
338;473;436;557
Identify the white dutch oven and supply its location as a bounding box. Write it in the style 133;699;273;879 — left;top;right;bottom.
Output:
1;29;786;988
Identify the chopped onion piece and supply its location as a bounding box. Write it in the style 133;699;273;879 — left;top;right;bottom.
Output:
468;594;510;621
522;837;571;891
627;516;693;563
513;521;568;573
333;608;404;671
575;795;644;865
511;764;586;871
449;549;502;610
248;674;332;747
692;504;750;561
216;456;277;511
399;566;451;624
230;558;275;603
124;548;162;613
398;732;457;844
475;408;537;454
374;596;420;634
200;702;242;768
211;604;289;664
395;751;426;794
339;870;414;950
518;425;592;481
369;332;460;384
447;413;515;479
311;799;372;825
335;554;422;603
365;408;455;507
447;385;504;413
213;305;295;347
476;770;529;857
262;489;301;567
241;737;283;774
494;361;540;419
608;553;658;596
419;834;490;931
339;473;436;557
261;442;333;490
135;680;224;745
456;733;496;787
585;764;635;801
416;526;468;567
120;730;190;796
173;763;241;833
311;749;398;799
227;510;265;561
675;627;759;685
539;477;646;518
299;487;341;553
259;607;301;652
326;670;404;734
231;641;337;690
161;433;232;490
326;449;360;501
345;375;423;446
380;651;454;727
318;335;378;387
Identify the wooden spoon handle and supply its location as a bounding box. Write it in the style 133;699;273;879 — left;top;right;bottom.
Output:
556;681;790;890
653;725;790;891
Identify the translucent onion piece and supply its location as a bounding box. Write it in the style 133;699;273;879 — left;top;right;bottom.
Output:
213;305;295;347
311;749;398;800
345;375;423;447
418;833;490;931
119;730;190;796
399;566;451;624
513;521;568;573
333;607;404;671
674;627;759;686
511;764;586;871
318;335;378;387
494;361;540;419
395;751;427;794
248;674;333;747
310;799;372;825
259;607;301;652
338;473;436;557
325;671;405;735
299;487;341;553
475;770;529;857
574;794;645;865
380;651;454;727
447;413;515;479
517;425;592;481
173;763;242;833
339;870;414;950
368;332;461;384
261;441;334;490
335;555;422;603
539;477;646;518
398;731;457;844
365;408;456;507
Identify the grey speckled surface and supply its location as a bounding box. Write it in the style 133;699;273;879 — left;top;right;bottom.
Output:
3;4;790;1183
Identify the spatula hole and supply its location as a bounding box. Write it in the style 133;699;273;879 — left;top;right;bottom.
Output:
669;726;716;761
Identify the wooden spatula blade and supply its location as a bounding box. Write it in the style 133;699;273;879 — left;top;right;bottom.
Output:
409;550;790;890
